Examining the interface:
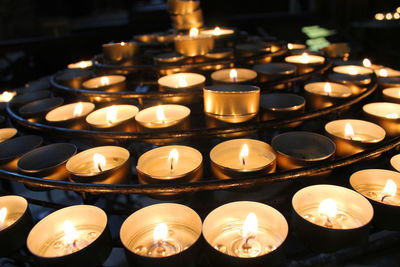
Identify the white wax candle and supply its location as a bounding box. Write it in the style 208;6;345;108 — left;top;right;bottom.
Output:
363;102;400;119
86;105;139;128
333;65;373;75
158;73;205;89
325;119;385;143
304;82;352;98
285;53;325;64
135;104;190;129
82;75;126;89
46;102;95;123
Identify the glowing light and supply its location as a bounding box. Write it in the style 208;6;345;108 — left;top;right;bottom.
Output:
93;153;106;172
318;198;337;218
362;58;372;68
324;83;332;96
189;27;199;37
239;143;249;166
287;43;293;50
72;102;83;118
177;75;188;87
213;27;222;36
0;91;16;102
386;13;393;20
0;207;7;225
394;13;400;19
382;179;397;198
229;69;238;82
153;223;168;243
156;106;166;122
375;13;384;20
300;53;309;63
345;123;355;140
348;67;358;75
168;149;179;171
242;212;258;239
386;113;399;119
379;68;388;77
100;77;110;86
121;42;126;46
106;105;118;124
63;220;78;245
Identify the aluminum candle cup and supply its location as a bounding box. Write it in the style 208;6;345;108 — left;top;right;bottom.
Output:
158;73;205;92
205;48;234;60
167;0;200;15
284;53;325;74
375;67;400;78
304;82;352;110
10;90;50;108
287;43;307;54
17;143;77;182
55;69;93;89
363;102;400;136
86;105;139;131
271;131;336;171
260;93;305;127
27;205;111;267
82;75;126;92
170;9;204;30
0;128;17;143
235;43;271;58
120;203;202;267
351;169;400;231
210;139;276;180
379;77;400;89
204;85;260;123
154;52;185;64
329;65;372;95
383;88;400;103
45;102;95;129
203;201;288;266
200;27;235;47
66;146;131;184
102;41;139;62
253;63;296;89
0;135;43;171
0;195;33;257
292;185;373;252
134;33;157;43
211;68;257;84
67;60;93;69
325;119;385;157
18;97;64;122
174;29;214;57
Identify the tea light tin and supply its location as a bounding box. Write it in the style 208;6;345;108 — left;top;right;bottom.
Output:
174;32;214;57
253;63;296;89
67;60;93;69
18;97;64;122
154;52;185;64
382;88;400;103
284;53;325;74
120;203;202;267
55;69;93;89
350;169;400;230
0;195;33;257
292;184;373;252
328;65;372;95
235;43;270;58
86;105;139;130
210;68;257;84
102;41;139;62
379;77;400;89
27;205;111;267
82;75;126;92
66;146;130;184
0;128;17;143
45;102;95;129
10;90;50;108
304;82;352;110
271;131;336;170
135;104;190;130
325;119;385;157
362;102;400;136
158;73;205;92
203;85;260;123
205;48;234;60
167;0;200;14
170;9;204;30
203;201;288;266
209;139;276;180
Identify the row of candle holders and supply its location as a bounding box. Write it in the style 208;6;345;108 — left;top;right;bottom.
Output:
1;170;400;266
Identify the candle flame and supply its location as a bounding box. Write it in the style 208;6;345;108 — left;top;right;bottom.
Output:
79;61;90;68
379;68;388;77
189;27;199;37
363;58;372;68
168;149;179;171
300;53;309;63
178;75;188;87
106;105;118;124
72;102;83;118
0;207;7;224
386;113;399;119
121;42;126;46
100;76;110;86
386;13;393;20
63;220;78;245
318;198;337;218
287;43;293;50
153;223;168;243
382;179;397;197
345;123;355;140
324;83;332;95
348;67;358;75
213;26;222;36
239;143;249;166
0;91;16;102
156;105;166;122
93;153;106;172
242;212;258;239
230;69;238;82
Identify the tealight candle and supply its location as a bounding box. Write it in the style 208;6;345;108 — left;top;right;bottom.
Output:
45;102;95;129
304;82;352;110
135;104;190;130
82;75;126;92
210;139;276;180
204;85;260;123
102;41;139;62
66;146;130;184
0;91;16;102
287;43;307;51
363;102;400;136
200;26;235;37
351;169;400;230
86;104;139;130
204;48;234;60
120;203;202;266
211;68;257;84
0;128;17;143
235;43;271;58
0;195;33;257
203;201;288;266
284;53;325;74
253;63;297;87
383;88;400;103
333;65;373;76
158;73;205;92
292;184;373;251
376;67;400;78
10;90;50;108
18;97;64;122
27;205;111;266
55;69;93;89
174;27;214;57
378;76;400;89
154;52;185;64
325;119;385;157
67;60;93;69
362;58;383;70
329;65;372;94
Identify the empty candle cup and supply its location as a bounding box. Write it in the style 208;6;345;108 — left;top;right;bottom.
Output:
363;102;400;136
55;69;93;89
120;203;202;267
86;104;139;131
82;75;126;92
211;68;257;84
253;63;296;89
350;169;400;230
18;97;64;122
292;184;373;252
203;201;288;266
26;205;111;267
304;82;352;110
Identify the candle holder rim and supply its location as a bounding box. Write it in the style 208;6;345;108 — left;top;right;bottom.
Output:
101;41;138;48
204;84;260;94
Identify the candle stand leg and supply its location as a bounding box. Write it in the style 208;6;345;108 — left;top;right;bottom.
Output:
81;192;99;205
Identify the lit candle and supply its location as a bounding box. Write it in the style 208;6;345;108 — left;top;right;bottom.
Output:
333;65;373;76
210;68;257;84
363;102;400;136
210;139;276;179
86;104;139;129
174;27;214;57
82;75;126;92
200;26;235;37
158;72;205;92
329;65;372;95
304;82;352;109
382;87;400;103
287;43;307;50
284;53;325;74
0;91;16;102
203;201;288;262
55;68;93;89
0;128;17;143
135;104;190;129
67;60;93;69
102;41;139;62
45;102;95;128
376;67;400;78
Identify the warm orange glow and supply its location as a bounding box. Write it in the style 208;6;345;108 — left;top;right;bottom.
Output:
93;153;106;172
106;105;118;124
242;212;258;238
100;76;110;86
379;68;388;77
72;102;83;118
300;53;309;63
239;143;249;166
287;43;293;50
229;69;238;82
318;198;337;218
394;13;400;19
177;75;188;87
153;223;168;242
189;27;199;37
386;113;399;119
0;91;16;102
168;149;179;171
63;220;78;245
348;67;358;75
362;58;372;68
375;13;384;20
156;105;166;122
0;207;7;225
213;26;222;36
382;179;397;197
386;13;393;20
121;42;126;46
324;83;332;95
345;123;355;140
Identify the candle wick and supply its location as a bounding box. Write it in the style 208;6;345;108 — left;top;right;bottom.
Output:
242;158;246;166
98;164;103;172
243;235;255;250
381;195;389;202
233;77;238;83
170;161;174;172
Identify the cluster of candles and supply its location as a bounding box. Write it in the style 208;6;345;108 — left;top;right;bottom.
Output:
375;6;400;21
